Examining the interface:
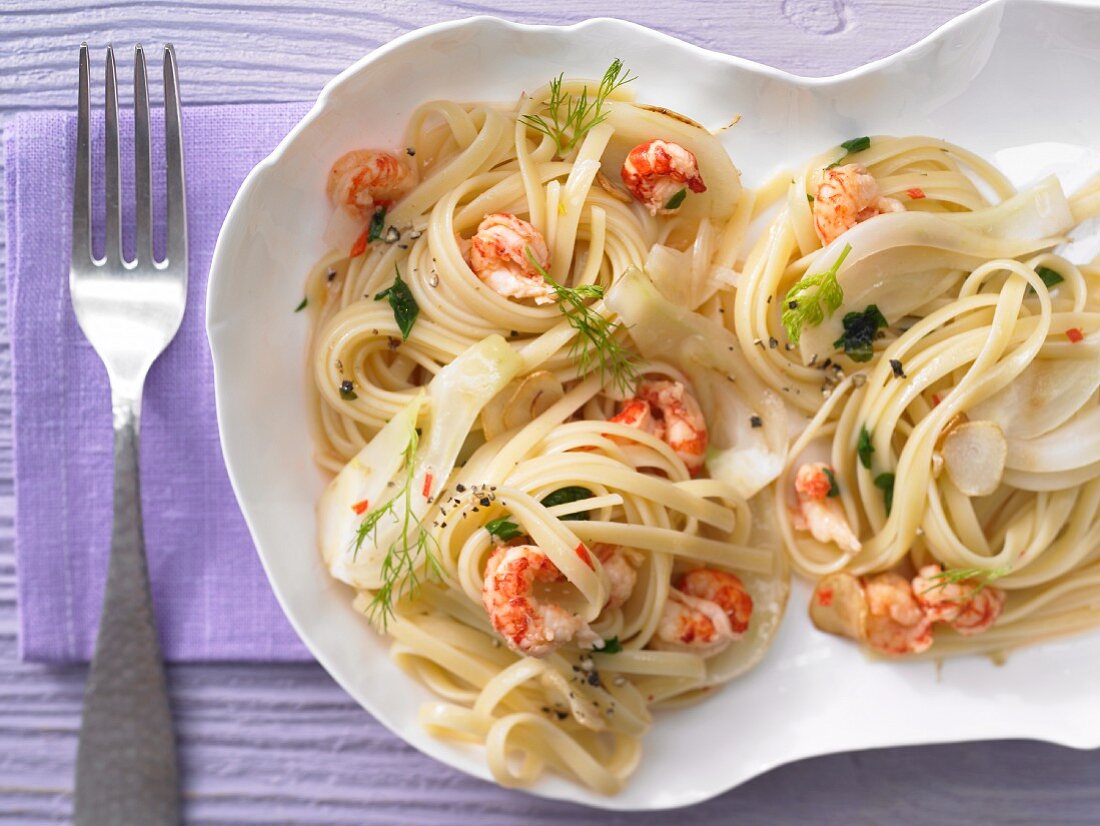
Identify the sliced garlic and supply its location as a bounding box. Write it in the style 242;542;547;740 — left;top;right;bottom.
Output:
809;572;868;643
942;420;1007;496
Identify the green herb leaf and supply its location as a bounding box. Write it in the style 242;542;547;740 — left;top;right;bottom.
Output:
781;243;852;345
834;304;888;362
368;206;387;243
600;636;623;654
823;466;840;497
664;188;688;210
526;247;637;395
353;426;443;628
857;425;874;469
485;517;522;542
374;265;420;340
807;193;814;203
540;485;593;520
921;565;1009;598
294;297;308;313
826;136;872;170
1035;265;1064;290
840;136;871;154
874;472;895;516
519;59;636;157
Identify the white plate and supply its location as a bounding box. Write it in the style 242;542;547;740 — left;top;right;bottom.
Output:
207;0;1100;810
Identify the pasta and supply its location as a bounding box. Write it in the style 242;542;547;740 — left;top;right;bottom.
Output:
733;135;1100;659
306;62;788;793
305;61;1100;791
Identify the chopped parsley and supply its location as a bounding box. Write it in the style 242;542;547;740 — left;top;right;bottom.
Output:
840;136;871;154
294;296;308;312
1035;265;1064;290
823;467;840;497
374;265;419;340
781;243;852;345
600;636;623;654
484;517;522;542
857;426;874;469
664;187;688;210
540;485;593;520
827;136;871;168
874;472;895;516
368;206;387;243
834;304;888;362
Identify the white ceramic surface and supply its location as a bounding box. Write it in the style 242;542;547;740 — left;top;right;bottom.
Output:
207;0;1100;810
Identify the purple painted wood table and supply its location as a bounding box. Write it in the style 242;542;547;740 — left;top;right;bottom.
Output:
4;1;1100;822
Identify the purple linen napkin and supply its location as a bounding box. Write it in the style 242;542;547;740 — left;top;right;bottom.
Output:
5;103;316;662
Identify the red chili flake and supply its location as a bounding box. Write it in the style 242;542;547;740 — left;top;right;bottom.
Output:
351;499;369;515
906;187;926;200
1067;328;1084;343
422;473;434;499
575;542;593;568
817;588;834;607
931;393;942;407
349;230;368;258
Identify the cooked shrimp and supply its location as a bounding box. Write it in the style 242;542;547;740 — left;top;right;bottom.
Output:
813;163;904;244
792;462;862;555
653;568;752;654
911;564;1006;636
680;568;753;635
621;140;707;216
467;213;555;304
610;379;707;475
482;544;599;657
593;544;638;610
607;399;664;442
863;572;933;655
653;590;734;655
327;149;415;221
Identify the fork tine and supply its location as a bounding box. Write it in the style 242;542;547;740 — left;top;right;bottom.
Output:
133;45;153;264
163;44;187;268
71;43;92;265
103;45;122;265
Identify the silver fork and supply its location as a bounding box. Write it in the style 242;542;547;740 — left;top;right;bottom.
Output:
70;43;186;826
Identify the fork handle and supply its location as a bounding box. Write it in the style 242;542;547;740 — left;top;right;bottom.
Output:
74;396;179;826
